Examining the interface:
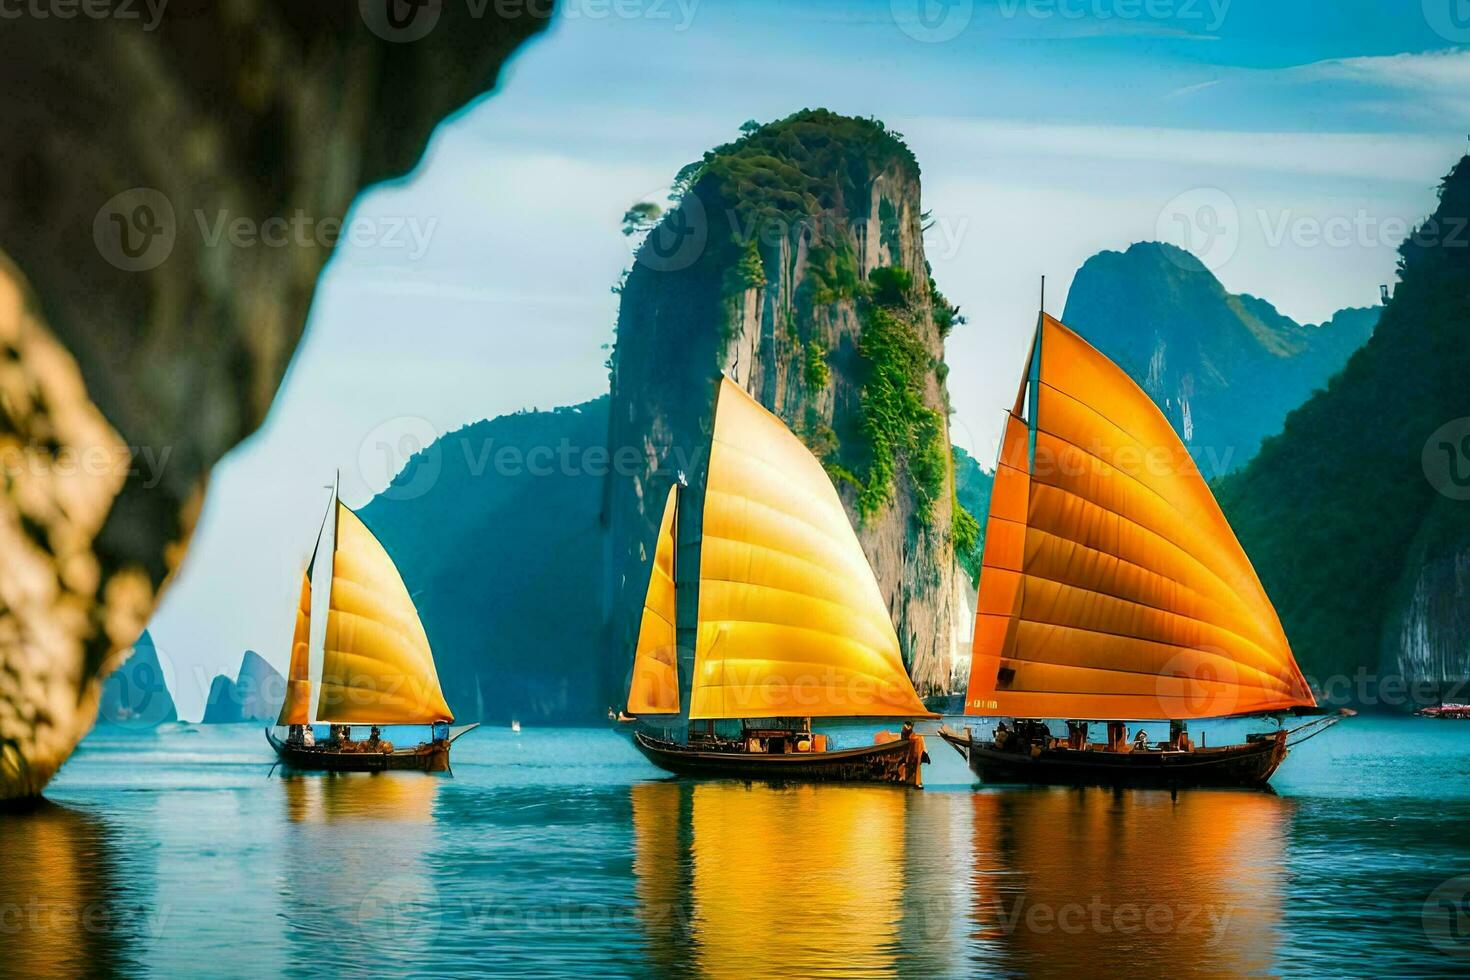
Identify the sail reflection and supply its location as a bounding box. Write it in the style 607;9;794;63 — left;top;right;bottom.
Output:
631;781;912;978
967;788;1288;975
0;802;140;978
277;774;441;975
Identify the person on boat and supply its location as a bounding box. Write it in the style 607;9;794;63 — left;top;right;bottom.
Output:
1133;728;1150;752
366;726;382;750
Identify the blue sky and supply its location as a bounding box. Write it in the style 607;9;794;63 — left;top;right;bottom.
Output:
149;0;1470;718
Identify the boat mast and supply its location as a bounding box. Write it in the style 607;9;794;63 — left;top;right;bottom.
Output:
305;470;339;725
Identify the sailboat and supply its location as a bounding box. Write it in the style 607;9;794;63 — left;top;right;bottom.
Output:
621;377;934;786
266;477;476;772
938;312;1350;789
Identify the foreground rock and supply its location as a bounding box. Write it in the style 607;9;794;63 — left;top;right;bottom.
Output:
0;3;551;799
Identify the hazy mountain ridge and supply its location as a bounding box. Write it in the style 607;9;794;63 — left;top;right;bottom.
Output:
1063;242;1378;477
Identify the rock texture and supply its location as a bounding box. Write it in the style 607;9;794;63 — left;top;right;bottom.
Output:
202;650;285;724
1064;242;1378;478
1217;155;1470;701
0;3;550;797
606;111;967;700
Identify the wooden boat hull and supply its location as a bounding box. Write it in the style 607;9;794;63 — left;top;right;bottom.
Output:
632;731;926;787
265;728;450;773
938;727;1289;790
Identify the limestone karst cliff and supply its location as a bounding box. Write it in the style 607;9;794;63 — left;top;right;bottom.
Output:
0;3;550;798
605;110;971;701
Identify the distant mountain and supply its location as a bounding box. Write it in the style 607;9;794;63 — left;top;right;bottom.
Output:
201;650;285;723
1063;242;1378;477
1217;154;1470;699
360;398;608;724
97;630;177;727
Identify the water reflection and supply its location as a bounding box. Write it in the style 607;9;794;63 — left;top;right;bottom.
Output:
631;781;911;978
968;788;1289;976
277;774;442;977
0;801;142;978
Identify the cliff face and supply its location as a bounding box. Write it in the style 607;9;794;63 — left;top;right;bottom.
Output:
606;111;967;699
1217;155;1470;701
1064;243;1377;478
0;4;550;798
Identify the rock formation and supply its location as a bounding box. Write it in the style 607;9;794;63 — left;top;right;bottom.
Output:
1064;242;1378;478
605;110;971;699
0;2;551;798
97;629;177;728
1217;154;1470;702
202;650;286;724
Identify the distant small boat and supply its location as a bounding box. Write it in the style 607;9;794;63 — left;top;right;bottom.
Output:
510;720;521;733
1416;703;1470;720
620;377;933;787
266;474;474;773
939;312;1348;790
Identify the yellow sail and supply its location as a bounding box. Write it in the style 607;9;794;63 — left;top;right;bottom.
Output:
690;377;931;720
628;483;681;714
275;573;313;726
965;315;1314;720
315;503;453;724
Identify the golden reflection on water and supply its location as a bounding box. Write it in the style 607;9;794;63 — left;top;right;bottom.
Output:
632;781;911;979
968;788;1288;976
0;802;132;978
281;771;440;823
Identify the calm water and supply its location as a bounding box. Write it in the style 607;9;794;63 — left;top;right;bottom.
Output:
4;716;1469;978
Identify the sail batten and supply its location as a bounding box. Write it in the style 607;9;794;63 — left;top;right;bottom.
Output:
965;315;1313;720
689;378;930;720
314;503;452;724
627;484;681;715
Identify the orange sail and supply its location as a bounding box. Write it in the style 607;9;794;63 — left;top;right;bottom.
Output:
275;573;313;726
964;314;1314;720
627;483;681;715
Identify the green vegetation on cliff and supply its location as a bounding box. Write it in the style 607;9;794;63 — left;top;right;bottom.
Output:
952;446;994;587
1216;155;1470;683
